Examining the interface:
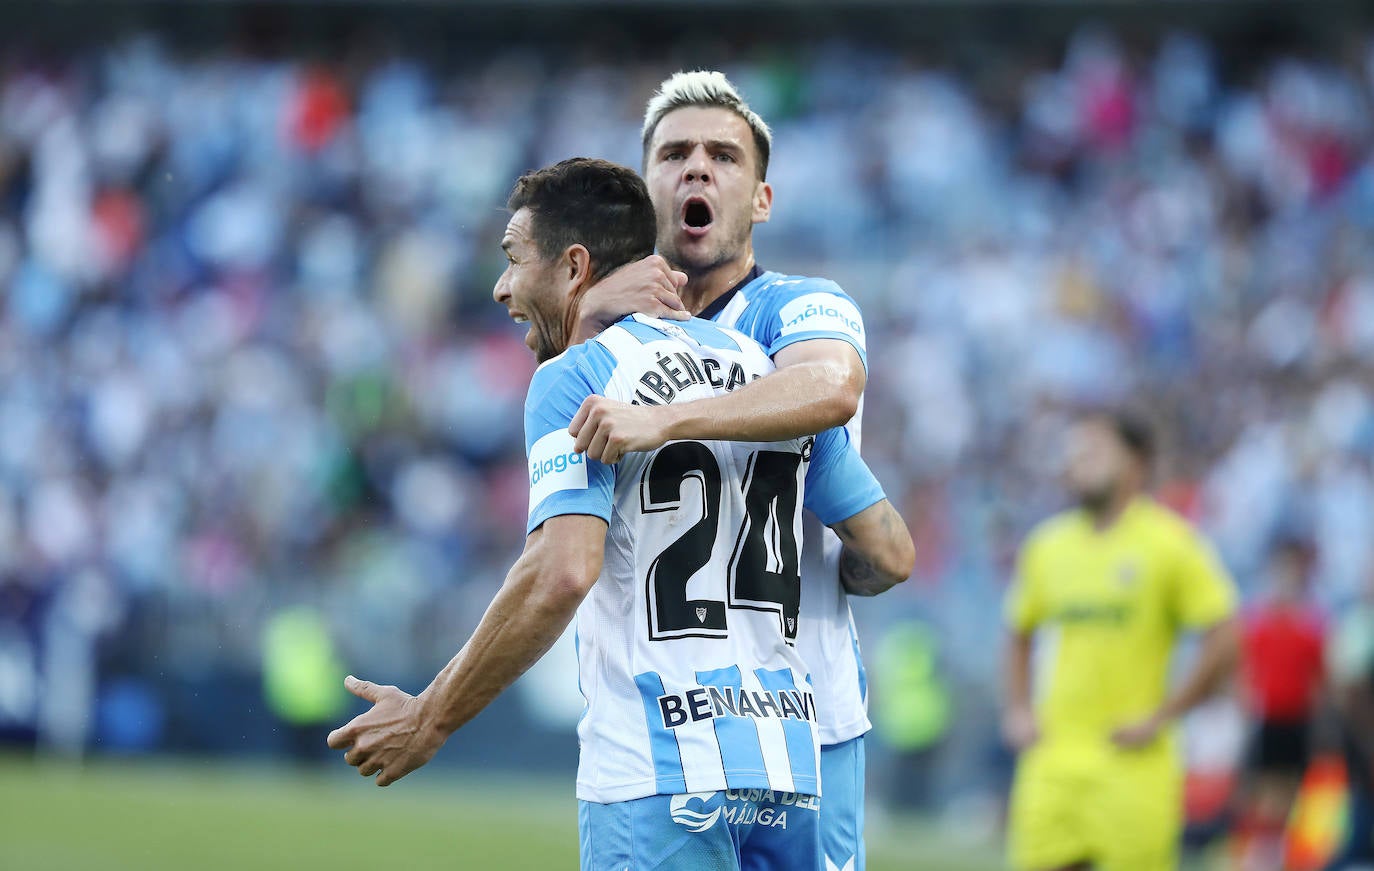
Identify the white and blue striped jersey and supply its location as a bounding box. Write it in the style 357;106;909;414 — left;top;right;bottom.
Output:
523;314;884;804
707;271;872;747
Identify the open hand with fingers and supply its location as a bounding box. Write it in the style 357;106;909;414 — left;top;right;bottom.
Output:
326;675;447;787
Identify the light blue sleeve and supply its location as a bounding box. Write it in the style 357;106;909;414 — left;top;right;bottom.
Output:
803;425;885;526
523;346;617;535
751;277;868;371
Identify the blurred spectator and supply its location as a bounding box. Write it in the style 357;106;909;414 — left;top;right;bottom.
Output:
870;620;950;812
0;21;1367;811
0;578;46;749
1233;537;1327;871
261;606;347;762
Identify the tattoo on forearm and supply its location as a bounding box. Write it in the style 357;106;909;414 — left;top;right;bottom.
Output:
835;503;907;596
840;547;886;596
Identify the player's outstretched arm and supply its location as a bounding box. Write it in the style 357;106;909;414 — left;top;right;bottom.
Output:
1111;616;1241;749
830;499;915;597
570;255;689;344
571;339;864;464
326;514;607;786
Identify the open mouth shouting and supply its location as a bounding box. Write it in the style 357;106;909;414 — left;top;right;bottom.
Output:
507;310;536;349
681;196;714;238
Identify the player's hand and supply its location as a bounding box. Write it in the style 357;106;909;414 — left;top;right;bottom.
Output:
1001;705;1040;752
573;255;689;342
326;675;446;787
569;396;673;464
1111;714;1165;750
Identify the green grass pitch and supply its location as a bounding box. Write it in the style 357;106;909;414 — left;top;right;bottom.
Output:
0;755;1010;870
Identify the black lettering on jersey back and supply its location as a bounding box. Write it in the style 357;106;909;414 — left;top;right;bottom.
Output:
639;370;676;403
724;362;747;392
632;390;662;406
707;686;739;717
656;352;693;391
675;352;706;386
659;694;688;728
686;688;713;722
703;358;724;388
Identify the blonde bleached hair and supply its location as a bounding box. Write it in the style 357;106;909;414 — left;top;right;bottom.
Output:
641;70;773;180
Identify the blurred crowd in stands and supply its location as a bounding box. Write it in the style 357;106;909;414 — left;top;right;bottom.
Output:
1;25;1373;775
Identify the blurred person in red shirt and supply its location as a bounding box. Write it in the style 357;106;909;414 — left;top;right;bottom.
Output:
1233;536;1327;870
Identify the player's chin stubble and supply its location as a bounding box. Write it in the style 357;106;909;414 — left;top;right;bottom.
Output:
530;308;569;364
662;224;749;277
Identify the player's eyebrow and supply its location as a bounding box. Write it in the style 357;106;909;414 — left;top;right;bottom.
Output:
656;138;743;155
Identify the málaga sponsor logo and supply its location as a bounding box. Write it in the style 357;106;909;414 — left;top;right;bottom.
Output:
526;429;588;505
529;447;584;486
668;790;819;832
777;293;864;340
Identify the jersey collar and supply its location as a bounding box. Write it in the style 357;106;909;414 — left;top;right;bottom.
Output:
697;264;764;321
1078;495;1149;534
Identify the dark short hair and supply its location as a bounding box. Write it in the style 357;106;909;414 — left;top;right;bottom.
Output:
506;158;656;284
1083;407;1157;466
1272;533;1316;561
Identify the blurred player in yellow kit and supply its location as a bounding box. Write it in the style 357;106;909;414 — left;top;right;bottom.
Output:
1001;410;1241;871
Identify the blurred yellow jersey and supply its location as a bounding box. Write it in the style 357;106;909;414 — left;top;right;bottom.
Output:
1005;497;1237;756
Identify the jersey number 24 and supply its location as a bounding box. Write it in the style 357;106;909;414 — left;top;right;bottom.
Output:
640;440;806;644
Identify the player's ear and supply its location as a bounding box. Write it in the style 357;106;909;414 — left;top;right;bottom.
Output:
752;181;772;225
564;244;594;287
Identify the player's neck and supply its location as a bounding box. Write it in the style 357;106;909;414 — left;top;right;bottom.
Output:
679;252;757;315
1087;490;1138;532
